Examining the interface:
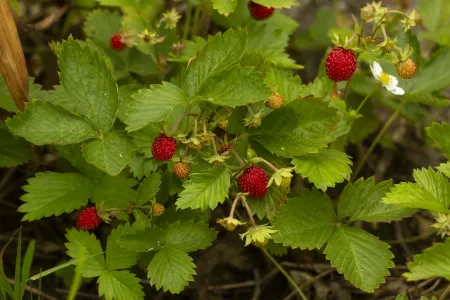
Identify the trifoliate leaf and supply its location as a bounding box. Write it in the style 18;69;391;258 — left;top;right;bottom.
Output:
252;0;296;8
59;36;119;133
324;226;394;293
129;124;160;158
56;144;105;180
135;173;161;205
98;270;144;300
272;189;336;250
147;246;196;294
404;238;450;281
0;123;31;167
292;149;352;192
250;98;340;158
183;28;247;97
7;101;97;146
212;0;238;15
19;172;95;221
65;229;105;278
176;167;230;211
82;131;136;176
198;66;271;107
91;175;138;208
338;178;417;222
383;168;450;212
117;226;165;252
426;122;450;159
164;220;217;252
106;223;139;270
246;184;287;220
126;82;188;132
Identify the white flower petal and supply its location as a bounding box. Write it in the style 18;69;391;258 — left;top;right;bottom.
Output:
387;86;405;95
387;75;398;88
371;62;383;79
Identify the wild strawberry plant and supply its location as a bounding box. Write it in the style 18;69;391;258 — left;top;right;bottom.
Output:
1;0;450;299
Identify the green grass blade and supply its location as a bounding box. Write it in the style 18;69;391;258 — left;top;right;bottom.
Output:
13;229;22;299
20;240;35;299
67;248;85;300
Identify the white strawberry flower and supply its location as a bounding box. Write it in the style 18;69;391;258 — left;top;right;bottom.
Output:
370;61;405;95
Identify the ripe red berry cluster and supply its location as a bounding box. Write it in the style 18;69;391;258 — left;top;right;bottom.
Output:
152;134;177;161
77;207;102;230
238;165;269;198
325;47;357;82
110;33;126;51
248;1;275;20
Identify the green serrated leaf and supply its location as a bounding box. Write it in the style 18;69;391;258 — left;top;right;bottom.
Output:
427;122;450;159
250;98;339;158
183;28;247;97
292;149;352;191
165;220;217;252
7;101;97;146
40;85;82;116
147;246;196;294
98;270;144;300
404;237;450;281
65;229;105;278
91;174;138;208
106;223;139;270
168;36;207;63
264;65;304;104
272;189;336;250
383;168;450;212
324;226;394;293
128;155;158;180
176;167;231;211
437;161;450;178
418;0;450;32
82;131;136;176
198;66;271;107
56;144;105;180
0;123;31;167
212;0;238;15
0;77;44;112
265;240;288;256
246;184;287;220
126;82;188;132
338;178;416;222
59;36;119;133
136;173;161;205
117;226;165;252
129;124;160;158
117;84;142;123
19;172;95;221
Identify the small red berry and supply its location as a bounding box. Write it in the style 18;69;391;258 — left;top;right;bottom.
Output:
173;162;190;180
77;207;102;231
325;47;357;82
238;165;269;198
396;58;416;79
248;1;275;21
152;134;177;161
110;34;126;51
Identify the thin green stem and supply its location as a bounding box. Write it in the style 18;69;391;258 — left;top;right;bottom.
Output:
351;98;407;182
231;149;246;167
354;93;372;116
229;194;241;218
260;248;308;300
183;0;193;41
241;198;257;227
191;5;201;37
256;158;279;173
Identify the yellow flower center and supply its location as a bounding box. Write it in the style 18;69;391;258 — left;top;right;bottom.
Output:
380;72;391;85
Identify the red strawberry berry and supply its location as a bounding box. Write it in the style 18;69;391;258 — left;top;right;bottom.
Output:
248;1;275;20
77;207;102;231
325;47;357;82
238;165;268;198
152;134;177;161
110;34;126;51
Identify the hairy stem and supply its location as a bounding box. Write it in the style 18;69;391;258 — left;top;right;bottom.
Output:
257;158;279;173
229;194;241;218
231;149;246;167
241;198;256;228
